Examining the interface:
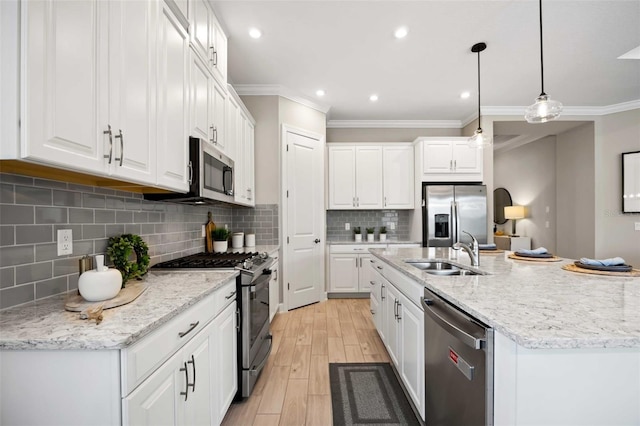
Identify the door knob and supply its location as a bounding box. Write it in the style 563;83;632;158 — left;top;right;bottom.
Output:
314;238;321;244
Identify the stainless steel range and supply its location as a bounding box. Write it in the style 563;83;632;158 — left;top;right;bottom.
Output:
152;251;275;399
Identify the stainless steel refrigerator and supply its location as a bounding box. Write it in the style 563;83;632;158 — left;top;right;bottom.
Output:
422;183;487;247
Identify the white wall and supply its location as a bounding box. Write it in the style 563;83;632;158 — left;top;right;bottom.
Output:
595;109;640;266
494;136;557;252
327;127;460;142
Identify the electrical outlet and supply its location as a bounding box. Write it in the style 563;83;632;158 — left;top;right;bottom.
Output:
345;223;350;231
201;225;206;237
635;222;640;231
390;222;396;230
57;229;73;256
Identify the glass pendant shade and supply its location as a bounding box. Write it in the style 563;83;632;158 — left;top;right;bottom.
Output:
468;128;492;148
525;94;563;123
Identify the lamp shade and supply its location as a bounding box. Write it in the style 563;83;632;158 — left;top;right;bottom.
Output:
504;205;526;220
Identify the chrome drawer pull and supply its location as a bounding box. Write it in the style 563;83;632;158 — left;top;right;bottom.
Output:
178;321;199;338
103;125;113;164
225;290;236;299
180;361;189;401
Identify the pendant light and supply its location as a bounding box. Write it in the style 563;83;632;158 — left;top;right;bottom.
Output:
468;42;492;148
525;0;563;123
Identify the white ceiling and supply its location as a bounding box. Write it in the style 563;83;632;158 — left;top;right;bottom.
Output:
212;0;640;123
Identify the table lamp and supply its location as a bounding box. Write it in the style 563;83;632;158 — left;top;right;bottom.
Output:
504;205;526;236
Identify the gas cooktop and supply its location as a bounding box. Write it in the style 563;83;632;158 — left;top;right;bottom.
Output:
151;251;274;275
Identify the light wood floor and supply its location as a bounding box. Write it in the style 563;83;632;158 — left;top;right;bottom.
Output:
221;298;390;426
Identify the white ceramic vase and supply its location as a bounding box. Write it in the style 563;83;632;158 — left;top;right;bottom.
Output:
367;234;374;242
380;234;387;242
354;234;362;242
213;240;228;253
78;268;122;302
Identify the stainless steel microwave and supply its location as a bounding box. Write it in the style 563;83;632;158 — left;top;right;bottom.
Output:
144;137;234;205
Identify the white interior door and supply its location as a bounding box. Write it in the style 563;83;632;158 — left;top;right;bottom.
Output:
283;125;325;310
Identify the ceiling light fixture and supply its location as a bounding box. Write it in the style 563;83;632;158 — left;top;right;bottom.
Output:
249;28;262;39
468;42;492;149
316;89;325;97
525;0;562;123
460;91;470;99
394;27;408;39
369;94;379;102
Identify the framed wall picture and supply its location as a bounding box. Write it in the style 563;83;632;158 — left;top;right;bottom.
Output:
622;151;640;213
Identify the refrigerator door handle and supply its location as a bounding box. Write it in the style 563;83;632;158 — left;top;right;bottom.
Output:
450;201;457;244
454;201;461;243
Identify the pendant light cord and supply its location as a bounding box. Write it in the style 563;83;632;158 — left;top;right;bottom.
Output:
477;48;482;131
538;0;546;96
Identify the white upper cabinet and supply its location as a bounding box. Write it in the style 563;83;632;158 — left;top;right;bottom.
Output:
189;0;227;86
328;144;414;210
21;0;106;173
383;145;414;209
189;50;213;142
418;137;483;182
156;2;190;191
228;85;255;207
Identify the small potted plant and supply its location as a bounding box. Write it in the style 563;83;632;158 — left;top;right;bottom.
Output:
211;228;230;253
379;226;387;242
366;227;375;242
353;227;362;242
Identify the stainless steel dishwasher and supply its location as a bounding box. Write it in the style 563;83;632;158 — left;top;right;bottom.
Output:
421;287;493;426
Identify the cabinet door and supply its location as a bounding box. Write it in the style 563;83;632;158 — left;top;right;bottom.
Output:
422;141;453;174
383;145;414;209
226;93;240;160
124;349;182;426
328;146;357;209
190;50;213;141
212;302;238;425
182;325;214;426
357;254;374;293
355;146;383;209
108;0;156;184
189;0;213;65
210;16;227;85
269;260;280;321
233;110;246;204
383;281;400;366
245;121;255;206
212;80;227;152
156;3;189;191
22;0;106;173
452;140;482;174
398;294;425;418
329;254;359;292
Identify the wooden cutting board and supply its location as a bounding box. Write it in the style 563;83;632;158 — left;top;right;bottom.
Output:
480;249;505;254
205;211;216;253
562;264;640;277
508;253;562;262
65;280;149;312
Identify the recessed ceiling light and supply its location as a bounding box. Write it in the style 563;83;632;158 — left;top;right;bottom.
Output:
460;91;471;99
369;94;379;102
316;89;325;97
249;28;262;39
394;27;408;39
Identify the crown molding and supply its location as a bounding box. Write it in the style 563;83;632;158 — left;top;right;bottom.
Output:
326;119;463;129
232;84;332;114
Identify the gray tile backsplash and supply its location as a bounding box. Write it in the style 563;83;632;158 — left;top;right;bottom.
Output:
0;173;279;310
326;210;412;241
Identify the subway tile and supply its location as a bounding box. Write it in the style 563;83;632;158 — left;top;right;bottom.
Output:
95;210;116;224
134;212;148;223
0;174;33;185
0;205;34;224
68;274;79;290
54;258;77;277
82;193;105;208
106;224;125;237
125;224;141;235
94;239;109;254
69;208;94;223
34;243;58;262
35;206;67;224
16;225;53;244
83;224;105;239
105;196;125;210
125;199;142;211
16;261;52;284
140;224;155;235
1;226;14;246
68;183;94;193
52;190;82;207
0;284;35;309
14;185;52;205
1;183;14;203
116;211;133;223
34;178;67;189
1;267;15;288
35;277;67;299
94;187;116;196
0;245;34;267
74;241;94;255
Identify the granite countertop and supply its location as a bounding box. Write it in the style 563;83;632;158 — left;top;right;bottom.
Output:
370;247;640;350
0;270;238;351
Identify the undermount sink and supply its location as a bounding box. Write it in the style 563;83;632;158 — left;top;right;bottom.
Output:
404;260;483;276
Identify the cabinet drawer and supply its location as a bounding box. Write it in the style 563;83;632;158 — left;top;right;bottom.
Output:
213;278;237;314
330;244;380;254
381;262;423;309
122;290;219;395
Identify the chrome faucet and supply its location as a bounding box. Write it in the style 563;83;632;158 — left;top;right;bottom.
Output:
453;231;480;267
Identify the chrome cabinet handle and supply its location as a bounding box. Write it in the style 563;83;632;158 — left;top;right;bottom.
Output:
359;258;363;267
376;266;383;270
236;308;240;332
396;301;402;322
178;321;199;338
356;197;359;207
356;258;358;268
454;159;457;170
274;269;278;281
352;197;356;207
225;290;236;300
384;196;387;207
188;355;196;392
394;299;398;319
450;159;453;171
209;125;215;144
213;126;218;144
180;361;189;401
103;125;113;164
210;45;217;65
188;160;193;184
381;283;385;300
114;129;123;166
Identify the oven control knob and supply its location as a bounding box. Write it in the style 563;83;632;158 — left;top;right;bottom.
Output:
259;252;268;259
242;260;252;269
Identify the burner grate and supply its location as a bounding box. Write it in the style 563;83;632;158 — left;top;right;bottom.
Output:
152;252;259;269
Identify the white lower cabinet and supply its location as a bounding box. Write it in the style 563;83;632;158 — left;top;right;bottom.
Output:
211;302;238;425
329;245;378;293
369;257;425;421
269;255;280;321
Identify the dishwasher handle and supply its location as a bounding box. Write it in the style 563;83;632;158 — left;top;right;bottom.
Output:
422;297;485;350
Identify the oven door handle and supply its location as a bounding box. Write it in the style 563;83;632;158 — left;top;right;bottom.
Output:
249;335;272;376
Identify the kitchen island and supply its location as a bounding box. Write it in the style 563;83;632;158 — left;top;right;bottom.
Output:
370;246;640;425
